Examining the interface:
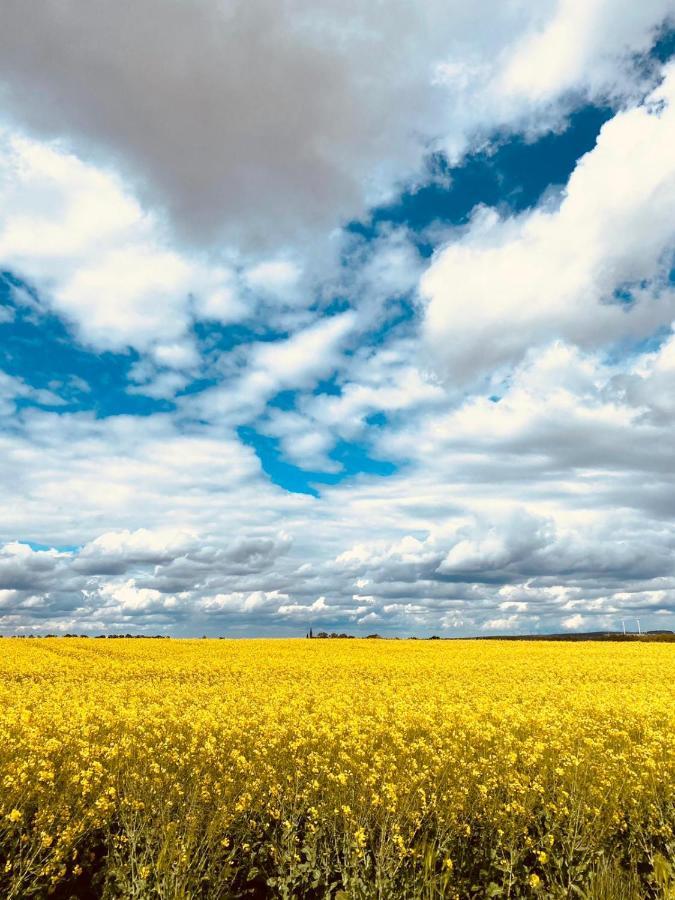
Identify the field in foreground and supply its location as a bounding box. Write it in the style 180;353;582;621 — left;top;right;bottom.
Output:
1;640;674;899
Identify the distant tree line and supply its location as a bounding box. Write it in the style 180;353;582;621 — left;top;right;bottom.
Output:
2;633;171;639
477;631;675;642
306;632;443;640
307;631;357;639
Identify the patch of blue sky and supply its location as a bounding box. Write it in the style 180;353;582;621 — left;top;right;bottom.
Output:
612;286;636;306
0;274;174;416
237;426;328;497
349;104;612;253
604;324;674;367
313;375;343;397
313;297;352;318
603;253;675;360
193;319;286;354
330;439;396;478
25;541;80;553
362;297;418;349
237;425;397;497
267;389;298;411
648;22;675;63
176;377;220;398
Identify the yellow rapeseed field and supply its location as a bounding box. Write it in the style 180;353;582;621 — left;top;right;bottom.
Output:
0;638;674;899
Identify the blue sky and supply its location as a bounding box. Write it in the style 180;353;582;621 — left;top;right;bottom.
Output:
0;1;675;636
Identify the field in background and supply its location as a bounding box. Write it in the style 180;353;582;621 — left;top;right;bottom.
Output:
1;639;674;899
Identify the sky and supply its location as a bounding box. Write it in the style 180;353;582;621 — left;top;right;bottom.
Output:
1;1;675;637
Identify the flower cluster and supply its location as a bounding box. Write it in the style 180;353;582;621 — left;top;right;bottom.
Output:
0;638;673;897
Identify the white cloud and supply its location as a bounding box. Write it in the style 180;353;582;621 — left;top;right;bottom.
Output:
99;579;168;612
79;528;197;564
498;0;673;103
277;596;330;618
193;310;359;427
421;66;675;383
244;259;302;302
561;613;588;630
482;615;520;631
192;273;245;324
253;312;356;385
0;132;247;355
250;336;445;470
60;245;194;348
0;0;512;251
0;369;66;415
199;590;290;615
0;0;671;256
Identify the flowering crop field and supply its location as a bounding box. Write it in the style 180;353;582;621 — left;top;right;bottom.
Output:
1;639;674;899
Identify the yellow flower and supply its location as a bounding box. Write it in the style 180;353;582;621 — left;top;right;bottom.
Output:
0;636;673;895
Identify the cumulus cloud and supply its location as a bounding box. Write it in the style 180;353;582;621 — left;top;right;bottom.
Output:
497;0;673;103
333;508;675;588
0;370;66;415
384;337;675;507
561;613;588;630
0;0;671;255
254;335;444;471
75;528;199;575
0;408;291;545
1;3;672;388
482;614;521;631
0;132;244;355
191;311;358;427
0;522;298;633
2;496;675;634
244;259;302;304
422;65;675;383
0;542;72;592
